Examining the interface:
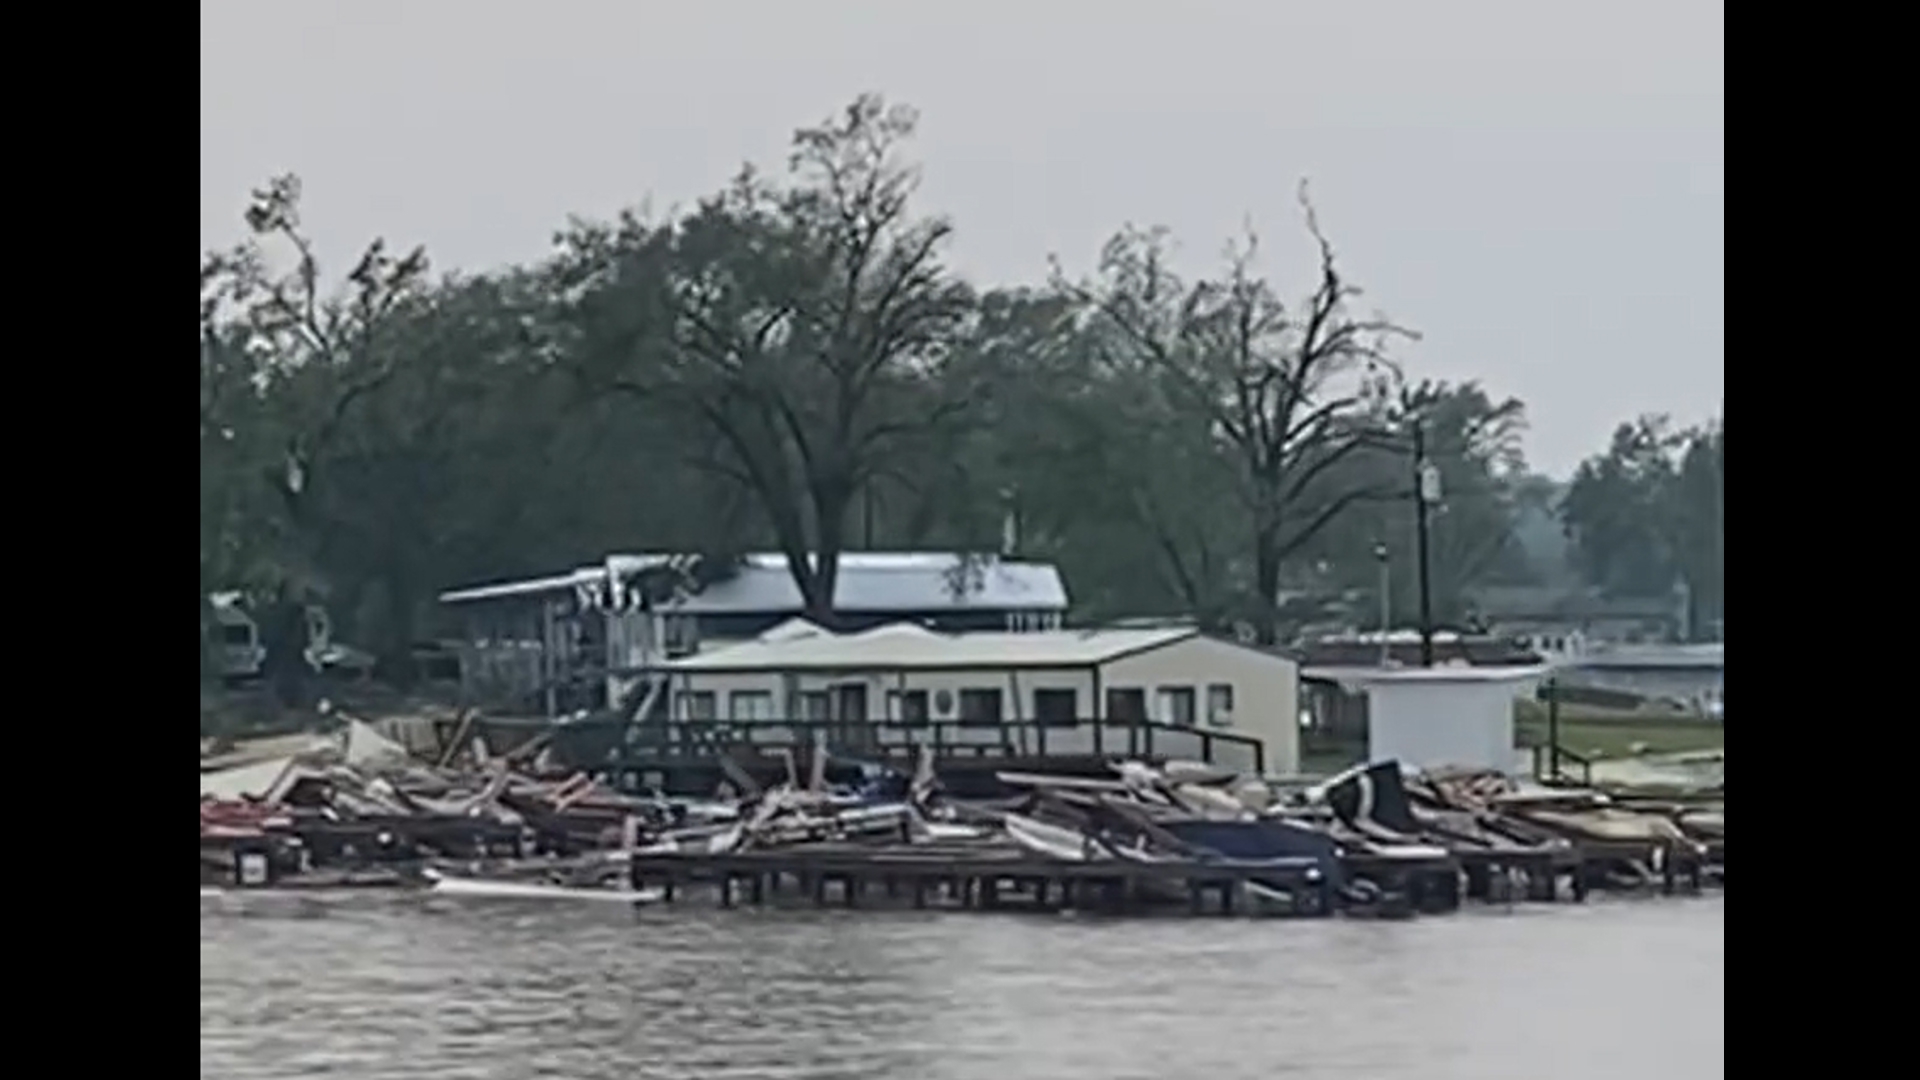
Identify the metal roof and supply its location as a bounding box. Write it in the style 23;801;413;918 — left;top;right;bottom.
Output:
666;623;1200;673
438;569;603;604
1558;644;1724;670
1301;664;1547;686
438;552;1069;613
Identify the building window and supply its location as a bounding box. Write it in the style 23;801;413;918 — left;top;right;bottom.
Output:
796;691;831;722
1156;686;1196;727
958;688;1004;726
888;689;931;727
1106;688;1147;723
676;691;717;721
1032;688;1078;727
1206;684;1234;728
728;691;774;722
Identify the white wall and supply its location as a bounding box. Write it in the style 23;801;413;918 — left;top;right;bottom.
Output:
665;638;1299;776
666;667;1097;751
1100;636;1299;776
1366;677;1532;772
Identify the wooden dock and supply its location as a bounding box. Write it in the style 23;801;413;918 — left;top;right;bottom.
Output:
625;836;1709;918
628;842;1476;918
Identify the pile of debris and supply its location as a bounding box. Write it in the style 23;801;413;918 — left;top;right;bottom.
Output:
198;715;692;889
203;713;1725;908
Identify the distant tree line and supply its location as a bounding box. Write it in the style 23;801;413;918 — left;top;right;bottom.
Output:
1558;416;1725;637
203;94;1716;682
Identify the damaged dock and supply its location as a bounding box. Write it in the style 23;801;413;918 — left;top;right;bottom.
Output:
200;711;1719;917
628;845;1440;918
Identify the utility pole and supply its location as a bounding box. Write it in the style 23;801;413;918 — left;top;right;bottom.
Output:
1412;420;1439;668
1372;541;1391;666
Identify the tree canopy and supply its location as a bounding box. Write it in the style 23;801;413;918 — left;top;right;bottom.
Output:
200;93;1724;679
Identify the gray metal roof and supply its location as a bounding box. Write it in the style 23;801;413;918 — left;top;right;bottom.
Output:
1557;644;1724;671
439;552;1070;613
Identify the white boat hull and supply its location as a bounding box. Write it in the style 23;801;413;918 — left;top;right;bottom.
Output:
1002;813;1107;861
425;873;663;904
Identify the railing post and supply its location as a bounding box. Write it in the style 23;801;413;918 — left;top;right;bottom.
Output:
1092;718;1104;757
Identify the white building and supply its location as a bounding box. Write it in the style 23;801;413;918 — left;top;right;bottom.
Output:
659;622;1300;776
1303;664;1545;774
438;551;1071;713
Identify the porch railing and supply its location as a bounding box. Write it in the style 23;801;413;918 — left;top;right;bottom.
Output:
549;716;1266;775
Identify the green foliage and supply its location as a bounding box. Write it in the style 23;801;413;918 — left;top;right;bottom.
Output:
202;94;1624;669
1559;414;1724;635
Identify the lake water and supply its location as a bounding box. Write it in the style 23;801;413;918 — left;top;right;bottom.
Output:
201;891;1722;1080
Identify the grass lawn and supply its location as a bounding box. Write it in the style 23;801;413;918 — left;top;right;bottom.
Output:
1298;704;1724;777
1513;714;1724;760
1512;697;1724;760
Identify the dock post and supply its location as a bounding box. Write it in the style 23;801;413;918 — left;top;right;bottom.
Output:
1464;862;1492;901
750;874;765;905
1187;881;1204;916
912;878;928;909
982;877;1001;910
1527;861;1557;903
1036;879;1051;909
1660;844;1678;896
811;874;827;907
662;878;675;903
845;875;861;908
1221;880;1239;916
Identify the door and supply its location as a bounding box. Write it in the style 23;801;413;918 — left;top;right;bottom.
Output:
831;682;873;754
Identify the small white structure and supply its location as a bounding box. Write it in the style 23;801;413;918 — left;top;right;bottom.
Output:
1304;665;1545;774
662;623;1300;776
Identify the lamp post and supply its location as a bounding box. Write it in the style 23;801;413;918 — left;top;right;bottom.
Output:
1372;541;1391;666
1411;421;1440;668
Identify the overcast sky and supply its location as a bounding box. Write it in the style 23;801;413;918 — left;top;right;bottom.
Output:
201;0;1722;479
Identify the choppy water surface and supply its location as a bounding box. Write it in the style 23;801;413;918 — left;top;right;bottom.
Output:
201;892;1722;1080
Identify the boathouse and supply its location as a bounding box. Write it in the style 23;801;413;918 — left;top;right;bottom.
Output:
658;623;1299;776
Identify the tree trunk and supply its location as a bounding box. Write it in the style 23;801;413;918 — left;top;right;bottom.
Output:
801;483;851;627
1253;523;1283;646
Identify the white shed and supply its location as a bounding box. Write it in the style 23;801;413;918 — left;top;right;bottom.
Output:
1305;665;1544;774
660;623;1299;776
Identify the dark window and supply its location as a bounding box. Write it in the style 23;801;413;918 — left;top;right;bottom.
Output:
797;691;830;721
1106;688;1147;722
1206;684;1235;728
677;691;717;721
889;689;931;727
1033;688;1078;727
219;624;253;645
958;688;1004;726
